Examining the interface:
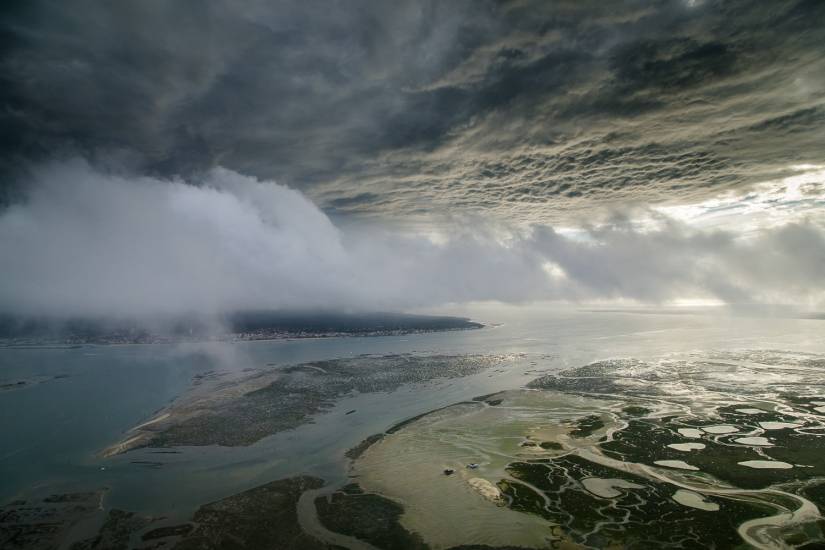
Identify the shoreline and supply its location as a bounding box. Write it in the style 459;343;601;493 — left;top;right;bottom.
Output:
0;324;485;349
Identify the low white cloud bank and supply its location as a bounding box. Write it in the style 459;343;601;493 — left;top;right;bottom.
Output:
1;159;824;317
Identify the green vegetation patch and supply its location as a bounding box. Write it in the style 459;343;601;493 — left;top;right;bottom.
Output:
570;415;605;438
173;476;327;550
499;455;777;549
315;484;427;550
622;405;652;416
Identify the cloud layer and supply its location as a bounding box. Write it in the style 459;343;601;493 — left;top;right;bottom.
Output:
1;161;823;317
2;1;824;222
2;2;823;315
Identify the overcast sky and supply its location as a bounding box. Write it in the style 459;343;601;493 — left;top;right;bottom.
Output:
1;1;824;316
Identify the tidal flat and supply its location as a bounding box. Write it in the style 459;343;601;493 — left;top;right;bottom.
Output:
350;351;825;549
4;310;825;549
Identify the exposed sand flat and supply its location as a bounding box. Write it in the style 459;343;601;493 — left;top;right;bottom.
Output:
668;442;705;451
759;422;801;430
734;436;773;446
131;413;171;431
738;460;793;469
581;478;643;498
702;425;738;434
101;434;148;457
468;478;503;503
735;408;765;414
814;406;825;413
677;428;703;438
654;460;699;471
673;489;719;511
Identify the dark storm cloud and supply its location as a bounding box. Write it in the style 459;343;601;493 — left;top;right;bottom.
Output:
313;0;825;221
2;0;825;220
0;0;494;189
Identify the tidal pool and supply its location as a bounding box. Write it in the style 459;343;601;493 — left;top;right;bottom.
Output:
760;421;802;430
654;459;700;470
673;489;720;511
703;425;739;434
581;477;644;498
739;460;794;469
735;436;773;446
